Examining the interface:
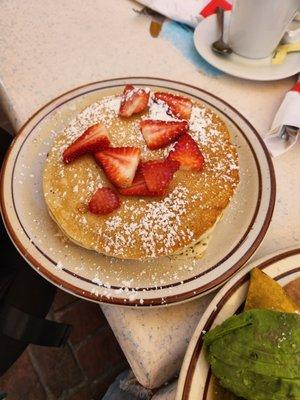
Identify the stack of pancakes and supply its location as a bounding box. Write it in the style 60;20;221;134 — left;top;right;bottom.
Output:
43;88;239;260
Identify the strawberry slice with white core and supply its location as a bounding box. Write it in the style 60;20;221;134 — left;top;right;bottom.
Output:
94;147;141;188
119;84;150;117
140;119;188;150
154;92;192;120
119;166;155;197
141;159;180;196
63;123;110;164
88;187;120;215
167;133;204;171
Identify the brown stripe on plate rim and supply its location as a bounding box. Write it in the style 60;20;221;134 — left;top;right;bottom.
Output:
0;77;276;306
181;248;300;399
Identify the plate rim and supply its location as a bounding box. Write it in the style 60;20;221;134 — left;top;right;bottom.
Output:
177;246;300;399
0;77;276;306
194;12;300;81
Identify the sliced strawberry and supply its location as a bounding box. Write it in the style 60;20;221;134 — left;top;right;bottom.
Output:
154;92;192;120
63;123;110;164
141;159;180;196
119;85;150;117
94;147;141;188
140;119;188;150
119;166;155;197
167;133;204;171
88;187;120;215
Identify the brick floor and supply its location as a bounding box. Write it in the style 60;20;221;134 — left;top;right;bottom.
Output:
67;386;91;400
76;327;127;380
28;344;84;398
0;351;46;400
0;289;128;400
55;300;107;345
51;290;78;312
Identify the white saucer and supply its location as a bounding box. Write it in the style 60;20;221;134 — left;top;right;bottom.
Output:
194;12;300;81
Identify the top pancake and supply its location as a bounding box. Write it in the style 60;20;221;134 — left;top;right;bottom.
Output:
43;88;239;259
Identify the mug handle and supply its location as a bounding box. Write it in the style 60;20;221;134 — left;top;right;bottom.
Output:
283;12;300;43
283;28;300;43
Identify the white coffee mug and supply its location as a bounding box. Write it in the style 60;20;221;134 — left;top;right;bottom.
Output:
228;0;300;59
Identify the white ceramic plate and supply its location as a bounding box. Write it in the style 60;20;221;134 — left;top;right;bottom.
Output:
176;247;300;400
0;78;275;306
194;12;300;81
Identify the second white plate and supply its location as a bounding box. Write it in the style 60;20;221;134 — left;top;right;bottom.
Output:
194;12;300;81
176;247;300;399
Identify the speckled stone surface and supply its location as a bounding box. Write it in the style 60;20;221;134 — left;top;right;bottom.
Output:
102;292;215;388
0;0;299;392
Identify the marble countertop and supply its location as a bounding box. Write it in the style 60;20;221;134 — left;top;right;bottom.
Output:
0;0;299;392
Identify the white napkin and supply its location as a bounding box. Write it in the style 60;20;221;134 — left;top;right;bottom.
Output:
264;77;300;157
136;0;232;28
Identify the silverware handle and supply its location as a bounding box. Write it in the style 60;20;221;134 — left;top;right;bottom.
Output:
217;7;224;40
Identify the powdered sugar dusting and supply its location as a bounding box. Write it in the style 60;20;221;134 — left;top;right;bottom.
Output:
99;184;192;257
124;86;150;102
189;105;239;181
190;106;214;144
146;97;179;122
62;95;121;148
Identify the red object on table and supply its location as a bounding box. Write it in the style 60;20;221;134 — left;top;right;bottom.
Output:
291;82;300;92
200;0;232;18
